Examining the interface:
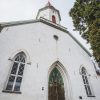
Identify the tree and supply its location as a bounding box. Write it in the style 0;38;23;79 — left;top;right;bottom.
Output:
69;0;100;64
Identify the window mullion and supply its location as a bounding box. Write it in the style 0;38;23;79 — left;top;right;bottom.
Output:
12;62;20;91
5;53;26;93
81;68;93;97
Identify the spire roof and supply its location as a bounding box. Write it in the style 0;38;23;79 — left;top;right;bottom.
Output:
45;1;52;6
45;1;56;9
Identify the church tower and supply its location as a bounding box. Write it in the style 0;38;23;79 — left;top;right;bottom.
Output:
36;2;61;24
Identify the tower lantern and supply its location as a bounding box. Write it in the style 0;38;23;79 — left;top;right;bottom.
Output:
36;2;61;24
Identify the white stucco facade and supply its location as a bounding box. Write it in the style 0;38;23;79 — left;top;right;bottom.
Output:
0;2;100;100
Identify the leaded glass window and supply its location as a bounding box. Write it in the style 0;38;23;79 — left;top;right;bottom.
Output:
6;53;26;92
81;67;93;97
49;67;63;85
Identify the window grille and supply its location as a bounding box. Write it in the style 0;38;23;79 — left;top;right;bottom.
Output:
5;53;26;93
81;67;93;97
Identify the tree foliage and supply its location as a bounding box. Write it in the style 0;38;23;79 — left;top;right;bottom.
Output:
69;0;100;63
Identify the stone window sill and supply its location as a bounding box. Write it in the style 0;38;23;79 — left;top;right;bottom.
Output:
87;95;95;97
2;90;21;94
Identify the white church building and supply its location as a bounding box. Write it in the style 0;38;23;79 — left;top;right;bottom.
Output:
0;2;100;100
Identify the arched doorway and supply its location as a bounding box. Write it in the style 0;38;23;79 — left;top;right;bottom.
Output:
48;67;65;100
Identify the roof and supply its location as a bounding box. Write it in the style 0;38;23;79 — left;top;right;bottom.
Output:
45;2;56;9
36;2;61;21
0;17;92;57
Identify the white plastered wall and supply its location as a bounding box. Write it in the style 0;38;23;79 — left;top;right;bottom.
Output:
0;22;100;100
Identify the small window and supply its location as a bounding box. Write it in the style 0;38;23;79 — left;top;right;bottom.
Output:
52;15;56;23
81;67;94;97
4;52;26;93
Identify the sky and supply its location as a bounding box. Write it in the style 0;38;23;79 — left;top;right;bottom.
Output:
0;0;91;52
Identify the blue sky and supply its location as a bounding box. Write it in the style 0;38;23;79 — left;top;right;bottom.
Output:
0;0;91;52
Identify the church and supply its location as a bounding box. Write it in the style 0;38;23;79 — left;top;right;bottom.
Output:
0;2;100;100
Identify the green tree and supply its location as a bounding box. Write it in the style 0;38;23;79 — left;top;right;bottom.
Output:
69;0;100;64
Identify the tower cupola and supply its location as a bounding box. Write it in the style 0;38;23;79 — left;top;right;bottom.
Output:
36;2;61;24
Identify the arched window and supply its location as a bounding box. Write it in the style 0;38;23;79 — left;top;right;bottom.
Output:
52;15;56;23
81;67;93;96
49;67;65;100
5;52;26;93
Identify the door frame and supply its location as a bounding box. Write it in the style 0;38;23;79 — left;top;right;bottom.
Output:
47;61;73;100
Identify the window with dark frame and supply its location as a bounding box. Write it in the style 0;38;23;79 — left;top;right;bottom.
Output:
81;67;93;97
4;53;26;93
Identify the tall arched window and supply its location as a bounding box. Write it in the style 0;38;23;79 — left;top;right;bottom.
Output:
52;15;56;23
5;52;26;93
49;67;65;100
81;67;93;97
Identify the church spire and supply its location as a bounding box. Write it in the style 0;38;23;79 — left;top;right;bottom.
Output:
45;1;52;6
36;2;61;24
